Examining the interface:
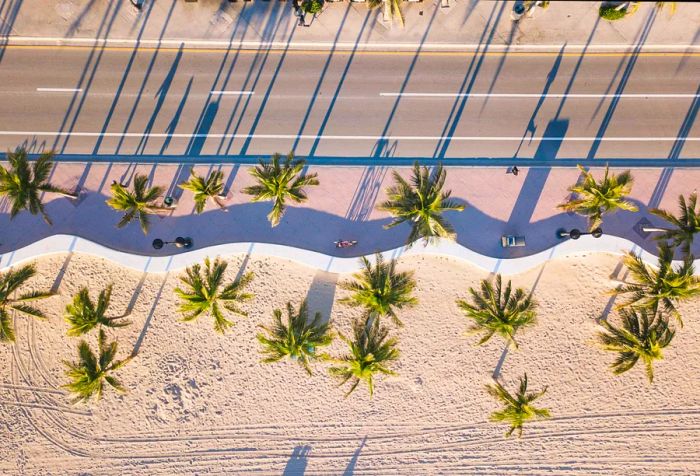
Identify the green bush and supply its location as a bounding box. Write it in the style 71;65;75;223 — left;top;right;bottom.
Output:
599;5;627;21
302;0;323;15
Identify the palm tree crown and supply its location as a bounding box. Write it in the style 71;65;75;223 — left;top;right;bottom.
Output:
0;264;54;343
368;0;404;27
257;300;333;375
0;148;75;225
612;244;700;327
486;373;550;438
174;257;254;334
457;274;537;348
178;168;227;214
339;253;417;327
106;174;166;235
242;152;319;227
378;162;464;246
649;192;700;256
329;318;399;398
64;285;130;337
597;308;674;383
63;329;132;404
558;165;638;230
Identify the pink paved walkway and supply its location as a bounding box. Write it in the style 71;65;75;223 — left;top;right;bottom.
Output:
1;163;699;260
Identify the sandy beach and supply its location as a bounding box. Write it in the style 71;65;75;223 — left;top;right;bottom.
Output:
1;250;699;475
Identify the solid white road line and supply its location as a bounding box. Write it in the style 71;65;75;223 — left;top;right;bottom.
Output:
210;90;255;95
379;92;700;98
36;87;83;93
0;131;697;141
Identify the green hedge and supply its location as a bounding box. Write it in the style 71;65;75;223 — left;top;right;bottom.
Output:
599;5;626;21
302;0;323;15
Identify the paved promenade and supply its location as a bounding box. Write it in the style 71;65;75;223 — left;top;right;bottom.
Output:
1;163;698;260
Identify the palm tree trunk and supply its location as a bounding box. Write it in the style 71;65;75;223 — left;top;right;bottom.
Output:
213;195;228;211
108;313;130;320
54;190;79;199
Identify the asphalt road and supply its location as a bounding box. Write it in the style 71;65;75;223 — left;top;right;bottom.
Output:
0;46;697;163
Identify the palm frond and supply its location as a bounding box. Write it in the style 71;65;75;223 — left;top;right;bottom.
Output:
558;165;638;231
457;274;537;347
378;162;464;246
597;308;674;383
175;257;254;334
243;152;319;227
486;373;550;438
339;253;417;326
328;317;399;398
257;300;333;375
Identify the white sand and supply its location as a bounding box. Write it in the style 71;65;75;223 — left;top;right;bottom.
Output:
1;251;699;475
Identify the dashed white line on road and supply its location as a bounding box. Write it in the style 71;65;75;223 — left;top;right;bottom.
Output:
380;92;700;98
210;90;255;95
0;131;697;142
36;88;83;93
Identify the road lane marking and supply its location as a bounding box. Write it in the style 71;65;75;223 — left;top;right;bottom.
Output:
210;90;255;95
380;93;700;98
0;131;696;142
36;88;83;93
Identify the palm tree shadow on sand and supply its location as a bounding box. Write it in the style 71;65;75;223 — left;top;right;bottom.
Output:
343;436;367;476
282;445;311;476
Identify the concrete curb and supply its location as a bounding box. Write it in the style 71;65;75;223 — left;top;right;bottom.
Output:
2;36;700;53
0;233;683;276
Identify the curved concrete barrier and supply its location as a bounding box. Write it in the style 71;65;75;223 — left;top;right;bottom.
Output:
0;233;684;275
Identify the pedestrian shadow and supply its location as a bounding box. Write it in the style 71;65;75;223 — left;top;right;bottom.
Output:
305;270;338;325
342;436;367;476
282;445;311;476
503;119;569;259
514;46;565;157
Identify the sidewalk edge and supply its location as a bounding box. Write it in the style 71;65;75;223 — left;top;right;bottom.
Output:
2;36;699;53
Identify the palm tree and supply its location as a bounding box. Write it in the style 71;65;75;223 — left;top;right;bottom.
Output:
64;285;130;337
649;192;700;256
106;174;166;235
178;168;227;214
242;152;319;227
486;373;550;438
174;257;254;334
0;148;77;225
558;164;638;231
339;253;417;327
368;0;404;27
63;329;132;404
329;318;399;398
378;162;465;246
256;300;333;375
656;1;676;15
611;243;700;327
0;264;54;343
597;308;674;383
457;274;537;348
